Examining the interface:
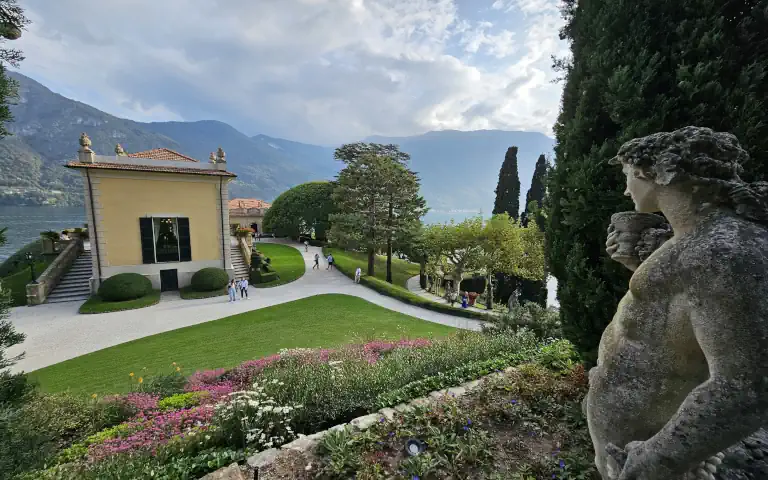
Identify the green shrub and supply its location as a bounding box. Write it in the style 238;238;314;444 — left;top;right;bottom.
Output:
0;392;101;476
252;270;279;284
0;371;34;407
142;370;187;397
157;391;207;411
0;239;44;277
98;273;152;302
190;267;229;292
259;330;543;432
485;301;562;339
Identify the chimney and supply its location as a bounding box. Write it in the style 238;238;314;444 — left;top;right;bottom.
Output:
78;132;95;163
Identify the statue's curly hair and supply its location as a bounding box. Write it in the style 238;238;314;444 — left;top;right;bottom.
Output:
609;126;768;225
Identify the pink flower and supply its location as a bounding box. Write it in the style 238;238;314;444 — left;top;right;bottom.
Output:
187;368;227;387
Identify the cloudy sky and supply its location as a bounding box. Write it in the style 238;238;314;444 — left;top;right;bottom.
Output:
13;0;568;145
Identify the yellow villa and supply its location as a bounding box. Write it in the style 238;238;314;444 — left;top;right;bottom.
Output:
66;133;237;293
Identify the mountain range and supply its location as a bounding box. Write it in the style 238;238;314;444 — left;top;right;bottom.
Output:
0;72;554;218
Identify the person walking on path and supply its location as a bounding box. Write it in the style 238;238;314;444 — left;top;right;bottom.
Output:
304;240;309;252
240;277;249;299
228;280;237;302
354;267;361;284
326;253;334;270
313;253;320;270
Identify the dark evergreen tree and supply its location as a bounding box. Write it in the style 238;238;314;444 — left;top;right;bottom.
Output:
548;0;768;363
492;147;520;220
516;154;549;306
524;155;548;230
0;0;29;138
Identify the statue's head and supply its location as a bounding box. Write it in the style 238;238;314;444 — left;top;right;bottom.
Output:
610;126;768;223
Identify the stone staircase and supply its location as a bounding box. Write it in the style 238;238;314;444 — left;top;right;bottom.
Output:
231;243;249;280
46;251;92;303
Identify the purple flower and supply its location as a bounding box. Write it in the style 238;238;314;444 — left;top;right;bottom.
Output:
559;459;565;469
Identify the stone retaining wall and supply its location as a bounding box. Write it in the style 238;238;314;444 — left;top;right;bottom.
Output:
202;367;514;480
26;239;83;306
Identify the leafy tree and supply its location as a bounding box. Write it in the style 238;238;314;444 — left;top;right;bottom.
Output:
334;142;410;166
479;214;545;309
393;221;432;289
0;0;29;138
492;146;521;220
382;162;427;283
329;153;391;276
263;181;336;241
424;217;484;291
548;0;768;363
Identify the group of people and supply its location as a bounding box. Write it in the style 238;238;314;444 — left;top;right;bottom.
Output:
227;278;249;302
311;252;336;270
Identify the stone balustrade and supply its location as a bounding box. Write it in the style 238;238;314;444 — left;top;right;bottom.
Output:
26;238;84;306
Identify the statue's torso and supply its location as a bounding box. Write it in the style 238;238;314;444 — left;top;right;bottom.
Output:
587;233;710;475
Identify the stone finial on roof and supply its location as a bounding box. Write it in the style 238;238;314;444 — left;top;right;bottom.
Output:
79;132;92;150
78;132;95;164
115;143;126;156
216;147;226;163
209;152;217;164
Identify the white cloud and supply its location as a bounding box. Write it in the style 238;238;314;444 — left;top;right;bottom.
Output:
12;0;567;144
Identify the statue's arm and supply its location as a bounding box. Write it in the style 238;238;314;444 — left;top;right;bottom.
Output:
642;270;768;474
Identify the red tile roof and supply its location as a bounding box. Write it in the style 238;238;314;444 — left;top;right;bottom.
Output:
229;198;272;209
66;161;236;177
126;148;198;162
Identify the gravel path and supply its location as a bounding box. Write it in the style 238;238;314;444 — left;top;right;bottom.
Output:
7;239;488;373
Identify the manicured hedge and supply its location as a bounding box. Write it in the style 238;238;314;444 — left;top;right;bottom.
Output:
328;251;491;321
190;268;229;292
98;273;152;302
251;271;279;284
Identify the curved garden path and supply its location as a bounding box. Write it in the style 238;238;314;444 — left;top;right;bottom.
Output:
7;239;488;373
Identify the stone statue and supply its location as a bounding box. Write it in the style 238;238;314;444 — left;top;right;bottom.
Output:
216;147;226;163
507;286;520;311
586;126;768;480
115;143;126;156
209;152;217;164
78;132;92;151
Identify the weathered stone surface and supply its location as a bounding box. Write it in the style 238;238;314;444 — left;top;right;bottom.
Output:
378;407;397;420
428;390;447;399
462;379;481;390
328;423;347;432
350;413;381;431
410;396;430;407
201;462;246;480
590;127;768;480
246;448;280;470
394;403;414;413
307;430;329;441
281;435;317;452
446;386;466;397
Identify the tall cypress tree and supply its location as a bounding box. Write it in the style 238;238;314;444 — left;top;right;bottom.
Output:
548;0;768;363
493;147;521;220
517;154;549;306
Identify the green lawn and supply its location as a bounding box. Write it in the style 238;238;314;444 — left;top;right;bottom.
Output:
251;243;305;288
1;260;54;306
28;294;456;395
78;291;161;314
324;247;419;288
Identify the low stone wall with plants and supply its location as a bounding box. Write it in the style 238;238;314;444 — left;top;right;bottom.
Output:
8;331;577;479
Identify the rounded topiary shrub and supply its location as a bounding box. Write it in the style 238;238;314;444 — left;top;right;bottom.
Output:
98;273;152;301
190;267;229;292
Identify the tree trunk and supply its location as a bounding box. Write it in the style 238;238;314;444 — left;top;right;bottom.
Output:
386;237;393;283
419;255;427;289
367;248;375;277
486;272;494;310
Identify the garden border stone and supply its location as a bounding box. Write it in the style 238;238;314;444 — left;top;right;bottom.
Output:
240;366;517;479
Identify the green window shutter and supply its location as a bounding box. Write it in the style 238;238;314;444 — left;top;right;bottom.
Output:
139;218;155;264
178;217;192;262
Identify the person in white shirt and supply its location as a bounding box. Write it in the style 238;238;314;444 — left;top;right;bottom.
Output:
354;267;361;283
240;278;249;299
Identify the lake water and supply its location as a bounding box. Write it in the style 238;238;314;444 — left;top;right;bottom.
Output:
0;206;86;262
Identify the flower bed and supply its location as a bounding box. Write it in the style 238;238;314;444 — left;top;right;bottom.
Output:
16;332;579;479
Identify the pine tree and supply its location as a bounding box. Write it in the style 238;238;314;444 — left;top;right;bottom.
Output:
524;155;548;230
492;147;521;220
0;0;29;138
548;0;768;363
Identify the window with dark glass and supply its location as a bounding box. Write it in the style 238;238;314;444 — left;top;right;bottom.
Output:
139;217;192;264
154;217;180;262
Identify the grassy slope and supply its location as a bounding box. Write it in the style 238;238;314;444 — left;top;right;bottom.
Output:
28;294;456;395
251;242;306;287
1;260;53;306
324;247;419;288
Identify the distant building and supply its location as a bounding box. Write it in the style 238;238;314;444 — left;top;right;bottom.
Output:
228;198;271;235
66;135;237;293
